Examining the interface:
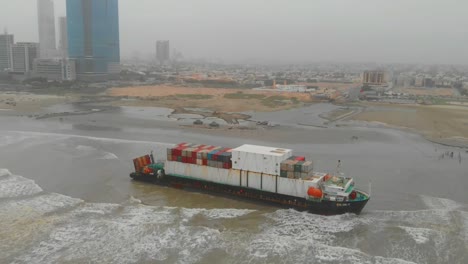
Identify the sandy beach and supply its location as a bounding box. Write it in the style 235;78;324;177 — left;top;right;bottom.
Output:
107;85;315;112
0;92;76;113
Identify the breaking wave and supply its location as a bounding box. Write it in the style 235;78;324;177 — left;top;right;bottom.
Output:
0;168;467;264
99;152;119;160
0;170;43;199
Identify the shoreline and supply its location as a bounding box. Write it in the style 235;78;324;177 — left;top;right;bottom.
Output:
1;89;468;149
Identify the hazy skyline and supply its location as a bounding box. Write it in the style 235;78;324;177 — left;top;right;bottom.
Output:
1;0;467;64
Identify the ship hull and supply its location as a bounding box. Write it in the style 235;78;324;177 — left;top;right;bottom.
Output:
130;172;369;215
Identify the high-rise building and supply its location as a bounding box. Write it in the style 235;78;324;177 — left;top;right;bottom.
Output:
66;0;120;79
362;70;387;86
37;0;57;58
11;42;39;74
156;40;170;65
58;16;68;57
0;33;14;71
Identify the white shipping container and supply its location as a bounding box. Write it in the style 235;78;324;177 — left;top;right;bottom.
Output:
277;177;320;198
260;173;277;193
165;161;280;193
165;161;241;186
240;171;277;193
231;144;292;175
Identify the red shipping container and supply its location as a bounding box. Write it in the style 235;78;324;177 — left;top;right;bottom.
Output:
191;151;197;159
202;159;208;166
172;155;177;161
173;148;182;156
133;158;141;172
144;155;151;165
295;156;306;161
182;156;187;163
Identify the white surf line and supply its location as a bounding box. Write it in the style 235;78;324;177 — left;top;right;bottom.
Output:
5;130;176;146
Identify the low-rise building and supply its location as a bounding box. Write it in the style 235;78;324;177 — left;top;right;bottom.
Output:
33;58;76;81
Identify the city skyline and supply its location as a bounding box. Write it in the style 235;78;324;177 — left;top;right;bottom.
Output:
0;0;467;65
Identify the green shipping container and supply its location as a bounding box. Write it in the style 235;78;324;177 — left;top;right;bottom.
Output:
294;161;304;172
280;170;287;178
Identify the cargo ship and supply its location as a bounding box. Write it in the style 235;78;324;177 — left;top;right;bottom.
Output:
130;143;370;215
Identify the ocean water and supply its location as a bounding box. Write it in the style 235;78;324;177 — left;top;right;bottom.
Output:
0;113;467;263
0;168;467;263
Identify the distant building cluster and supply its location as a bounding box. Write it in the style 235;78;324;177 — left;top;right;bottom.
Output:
0;0;121;82
396;73;457;88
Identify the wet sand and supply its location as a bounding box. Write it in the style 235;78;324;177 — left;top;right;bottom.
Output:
351;103;468;146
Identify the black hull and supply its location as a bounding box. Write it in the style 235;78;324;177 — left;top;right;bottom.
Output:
130;172;369;215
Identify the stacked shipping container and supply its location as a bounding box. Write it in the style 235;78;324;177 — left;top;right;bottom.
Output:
133;155;152;173
280;156;313;179
163;143;321;199
167;143;232;169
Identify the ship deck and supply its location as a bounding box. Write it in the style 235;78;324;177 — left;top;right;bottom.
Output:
324;176;352;188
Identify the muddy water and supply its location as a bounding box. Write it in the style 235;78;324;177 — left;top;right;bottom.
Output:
0;105;467;263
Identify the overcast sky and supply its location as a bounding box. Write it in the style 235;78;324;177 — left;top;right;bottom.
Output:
1;0;467;64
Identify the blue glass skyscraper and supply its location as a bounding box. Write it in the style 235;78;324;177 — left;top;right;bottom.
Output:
66;0;120;77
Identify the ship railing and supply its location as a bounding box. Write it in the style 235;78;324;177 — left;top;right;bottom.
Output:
354;189;370;199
